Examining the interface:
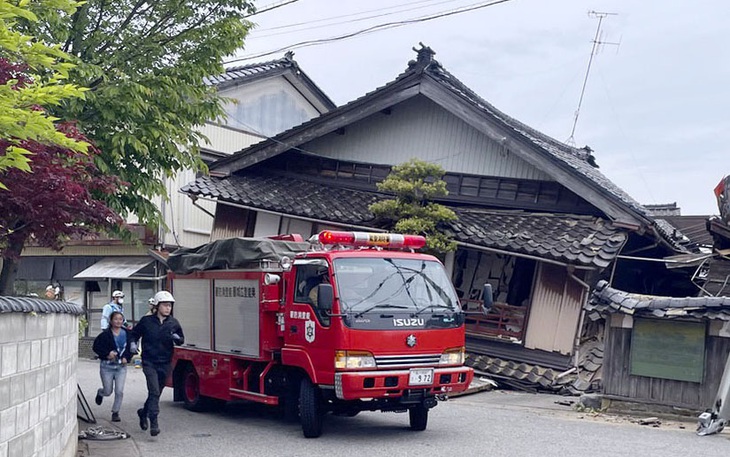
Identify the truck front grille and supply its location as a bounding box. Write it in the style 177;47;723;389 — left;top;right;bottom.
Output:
374;354;440;368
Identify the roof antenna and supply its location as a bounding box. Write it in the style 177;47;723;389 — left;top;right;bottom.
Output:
566;10;620;146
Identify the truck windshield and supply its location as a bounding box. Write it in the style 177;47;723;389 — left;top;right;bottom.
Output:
334;257;460;315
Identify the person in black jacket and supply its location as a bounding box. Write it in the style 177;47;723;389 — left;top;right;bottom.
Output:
131;290;184;437
92;311;133;422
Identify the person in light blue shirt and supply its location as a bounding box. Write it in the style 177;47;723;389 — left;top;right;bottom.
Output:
101;290;126;330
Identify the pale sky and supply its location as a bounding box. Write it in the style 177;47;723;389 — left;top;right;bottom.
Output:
233;0;729;216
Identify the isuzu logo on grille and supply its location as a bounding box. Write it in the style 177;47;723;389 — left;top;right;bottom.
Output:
393;318;424;327
406;334;417;347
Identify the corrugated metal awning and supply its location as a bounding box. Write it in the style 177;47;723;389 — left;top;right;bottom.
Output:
73;257;153;279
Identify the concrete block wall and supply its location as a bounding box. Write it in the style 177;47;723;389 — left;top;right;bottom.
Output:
0;298;84;457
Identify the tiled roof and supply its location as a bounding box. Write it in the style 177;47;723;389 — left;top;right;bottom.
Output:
586;280;730;319
182;173;379;225
211;46;652;229
183;172;627;267
0;296;84;315
653;218;692;248
466;350;602;394
206;56;295;86
658;215;715;249
204;53;336;110
450;210;627;268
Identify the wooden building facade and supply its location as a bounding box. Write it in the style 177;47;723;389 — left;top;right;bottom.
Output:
588;280;730;410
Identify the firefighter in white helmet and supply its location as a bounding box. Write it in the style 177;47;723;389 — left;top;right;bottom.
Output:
101;290;127;330
130;290;184;437
145;296;157;316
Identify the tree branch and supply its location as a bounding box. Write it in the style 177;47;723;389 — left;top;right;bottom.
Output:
126;4;223;64
94;0;149;56
81;0;109;60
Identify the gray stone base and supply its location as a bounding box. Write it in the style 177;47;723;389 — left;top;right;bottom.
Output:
78;337;96;360
604;397;698;420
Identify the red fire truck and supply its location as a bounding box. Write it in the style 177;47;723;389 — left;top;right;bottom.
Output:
165;230;491;438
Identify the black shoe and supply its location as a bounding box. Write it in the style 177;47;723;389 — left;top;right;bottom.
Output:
111;412;120;422
137;408;148;431
150;417;160;436
95;393;102;406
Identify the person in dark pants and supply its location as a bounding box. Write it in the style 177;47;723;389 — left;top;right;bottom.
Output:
130;290;184;436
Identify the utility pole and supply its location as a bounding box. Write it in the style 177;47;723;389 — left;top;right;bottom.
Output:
567;11;620;146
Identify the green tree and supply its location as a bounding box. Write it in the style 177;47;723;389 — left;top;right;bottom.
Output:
0;0;87;187
370;158;457;254
18;0;255;224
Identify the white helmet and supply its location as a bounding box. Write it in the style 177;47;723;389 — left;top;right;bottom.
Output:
112;290;124;298
154;290;175;304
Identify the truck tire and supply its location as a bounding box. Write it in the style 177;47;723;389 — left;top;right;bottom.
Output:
299;378;323;438
409;404;428;431
182;365;218;412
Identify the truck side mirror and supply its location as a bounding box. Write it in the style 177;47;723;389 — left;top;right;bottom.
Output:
482;283;493;316
317;283;334;313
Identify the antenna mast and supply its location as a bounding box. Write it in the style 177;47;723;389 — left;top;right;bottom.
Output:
567;10;619;146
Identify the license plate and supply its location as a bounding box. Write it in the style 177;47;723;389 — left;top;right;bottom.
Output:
408;368;434;386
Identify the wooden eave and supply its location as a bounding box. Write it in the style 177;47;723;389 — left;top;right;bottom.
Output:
282;71;337;114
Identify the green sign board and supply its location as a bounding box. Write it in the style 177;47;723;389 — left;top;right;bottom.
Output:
630;319;705;383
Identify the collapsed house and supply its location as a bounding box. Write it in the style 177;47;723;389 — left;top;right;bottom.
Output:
181;45;692;393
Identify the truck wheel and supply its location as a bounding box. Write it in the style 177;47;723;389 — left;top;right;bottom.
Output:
409;404;428;431
183;365;215;412
299;378;323;438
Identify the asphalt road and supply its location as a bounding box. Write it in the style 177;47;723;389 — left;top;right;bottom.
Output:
77;358;730;457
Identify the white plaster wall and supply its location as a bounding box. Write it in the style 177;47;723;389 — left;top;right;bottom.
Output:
0;313;79;457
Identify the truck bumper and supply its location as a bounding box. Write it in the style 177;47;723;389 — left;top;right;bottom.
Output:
334;366;474;400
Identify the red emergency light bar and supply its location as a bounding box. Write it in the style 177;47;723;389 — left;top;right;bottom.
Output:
318;230;426;249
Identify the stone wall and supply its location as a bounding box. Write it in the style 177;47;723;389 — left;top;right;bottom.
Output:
78;337;95;361
0;297;84;457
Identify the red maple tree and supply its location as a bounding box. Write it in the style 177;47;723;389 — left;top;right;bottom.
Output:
0;59;123;294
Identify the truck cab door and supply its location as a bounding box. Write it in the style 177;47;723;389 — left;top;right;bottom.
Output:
285;263;337;383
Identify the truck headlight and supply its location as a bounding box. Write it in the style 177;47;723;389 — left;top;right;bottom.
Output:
439;347;465;365
335;350;376;370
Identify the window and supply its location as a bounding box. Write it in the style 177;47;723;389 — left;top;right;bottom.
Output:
132;282;155;322
294;262;331;326
295;264;329;305
630;319;706;383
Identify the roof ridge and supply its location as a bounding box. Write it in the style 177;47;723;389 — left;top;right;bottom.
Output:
223;54;293;73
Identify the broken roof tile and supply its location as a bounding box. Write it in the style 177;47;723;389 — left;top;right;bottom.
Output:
588;280;730;320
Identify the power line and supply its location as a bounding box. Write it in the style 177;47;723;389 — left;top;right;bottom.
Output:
251;0;465;39
246;0;300;18
227;0;514;64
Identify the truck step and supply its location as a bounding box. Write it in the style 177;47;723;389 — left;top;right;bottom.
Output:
229;388;280;405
